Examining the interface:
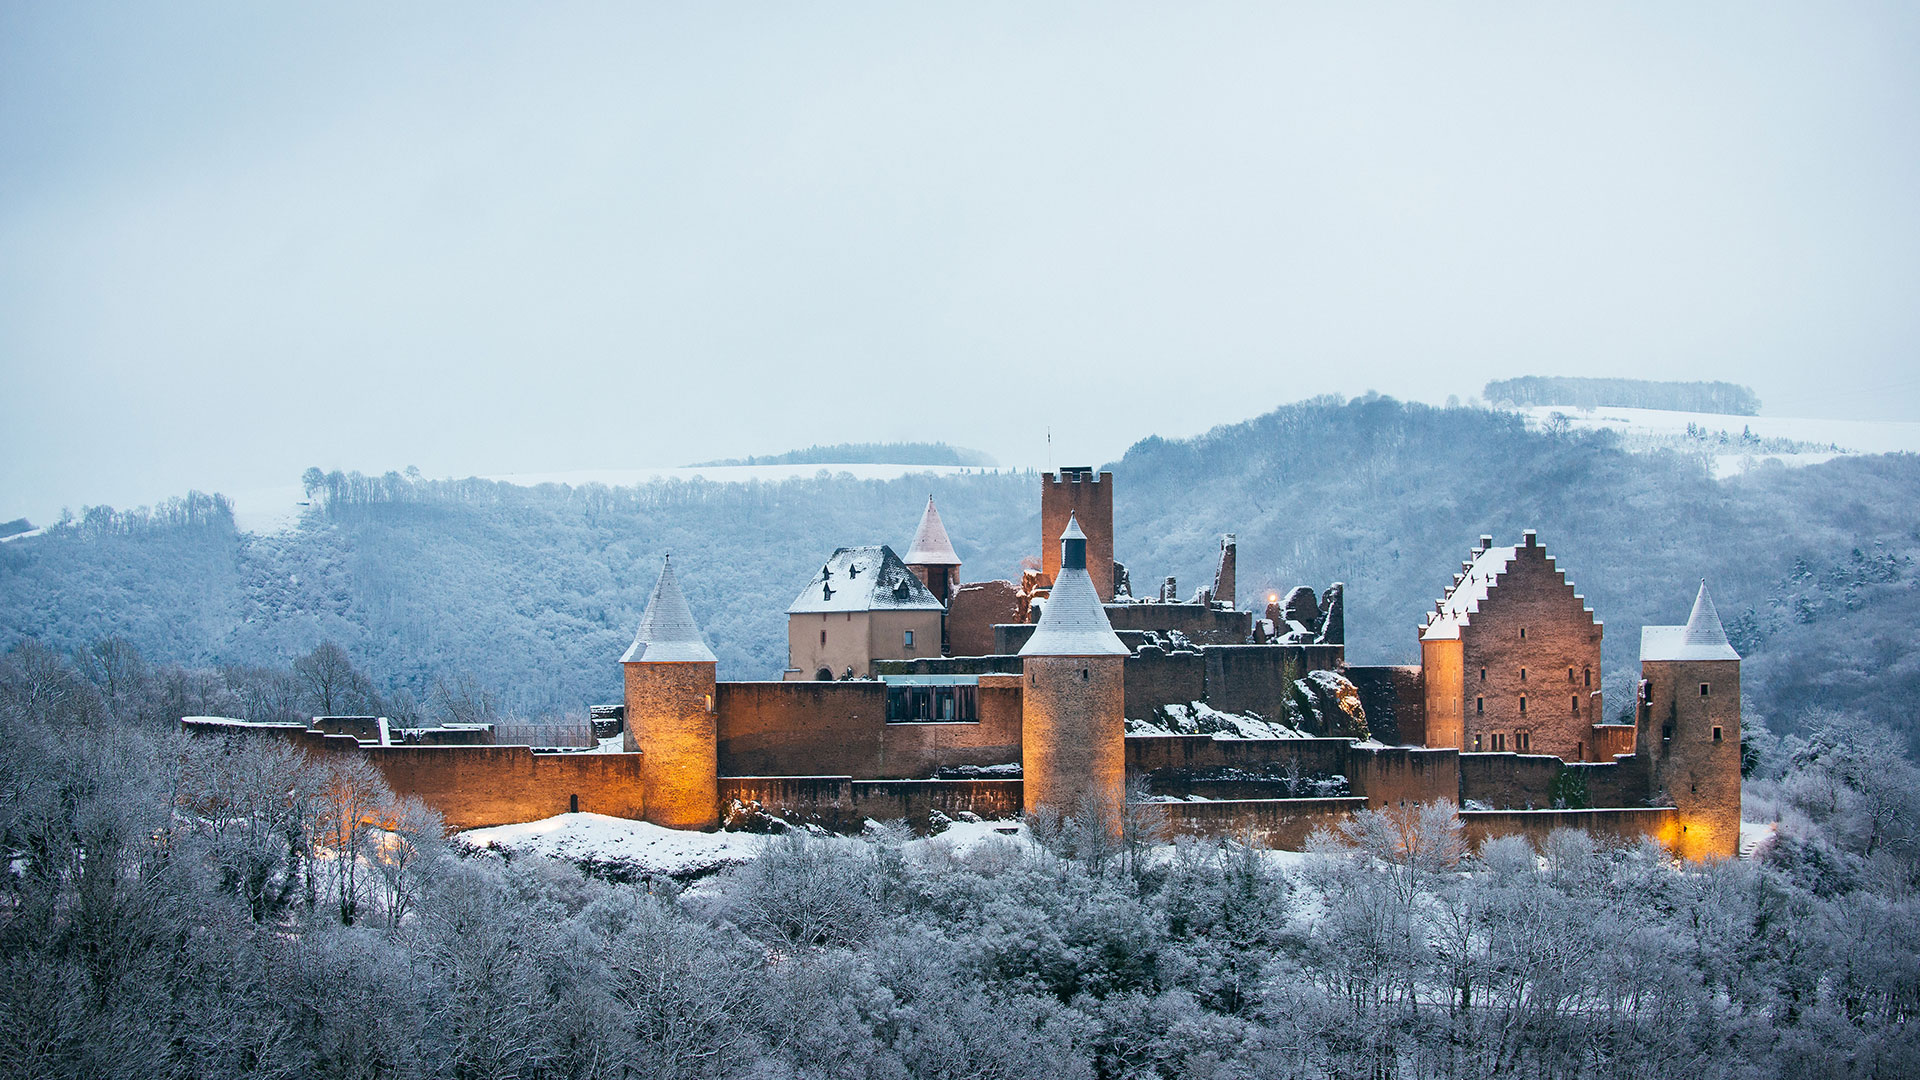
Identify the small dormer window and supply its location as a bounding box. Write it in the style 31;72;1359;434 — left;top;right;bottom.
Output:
822;583;834;601
848;563;860;579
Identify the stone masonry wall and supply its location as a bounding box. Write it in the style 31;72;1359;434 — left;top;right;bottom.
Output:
715;675;1023;780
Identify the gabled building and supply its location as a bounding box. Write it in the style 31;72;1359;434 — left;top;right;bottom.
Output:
784;545;946;680
1420;530;1605;760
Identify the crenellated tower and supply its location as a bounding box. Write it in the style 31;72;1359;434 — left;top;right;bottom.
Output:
1020;514;1130;833
1041;468;1115;600
622;556;720;829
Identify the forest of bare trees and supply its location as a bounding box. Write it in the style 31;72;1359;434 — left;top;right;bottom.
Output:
3;635;1917;1079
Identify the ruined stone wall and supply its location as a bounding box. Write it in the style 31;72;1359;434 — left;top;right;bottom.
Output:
1343;665;1426;746
1103;603;1252;644
1459;807;1680;852
1591;722;1636;762
182;719;646;831
1124;734;1355;778
1202;644;1343;719
1343;745;1460;809
1041;469;1114;601
947;580;1021;658
720;777;1022;833
1150;797;1368;849
714;675;1023;780
1123;650;1207;719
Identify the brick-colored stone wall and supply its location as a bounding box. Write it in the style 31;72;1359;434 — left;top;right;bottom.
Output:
1422;637;1465;749
1041;469;1115;601
1150;797;1368;849
1123;650;1208;719
1104;602;1252;644
1344;665;1426;746
1591;723;1636;761
714;676;1023;780
1459;807;1679;852
1455;538;1603;760
1343;745;1461;809
1202;644;1344;718
947;580;1021;658
721;776;1023;833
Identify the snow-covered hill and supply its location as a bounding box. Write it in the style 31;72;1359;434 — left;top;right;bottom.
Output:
1514;405;1920;478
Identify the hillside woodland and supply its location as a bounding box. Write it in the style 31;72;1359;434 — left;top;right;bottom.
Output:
2;643;1916;1079
1;397;1915;753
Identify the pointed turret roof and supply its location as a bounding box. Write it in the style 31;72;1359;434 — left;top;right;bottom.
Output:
903;496;962;566
621;556;718;663
1640;580;1741;662
1021;517;1127;657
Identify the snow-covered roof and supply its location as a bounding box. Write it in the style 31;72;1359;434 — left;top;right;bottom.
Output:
1419;545;1518;641
903;496;961;566
786;545;946;614
621;557;718;663
1641;581;1740;662
1021;518;1127;656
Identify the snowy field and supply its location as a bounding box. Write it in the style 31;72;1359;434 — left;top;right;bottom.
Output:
1514;405;1920;478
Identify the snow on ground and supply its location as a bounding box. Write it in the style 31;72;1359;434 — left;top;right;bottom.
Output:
1515;405;1920;478
1739;821;1778;861
455;813;768;880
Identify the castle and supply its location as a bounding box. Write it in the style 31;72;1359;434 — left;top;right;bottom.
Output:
186;468;1744;860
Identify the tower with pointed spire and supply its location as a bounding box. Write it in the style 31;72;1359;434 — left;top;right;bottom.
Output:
1020;513;1130;833
622;556;721;829
1638;581;1743;860
902;496;962;603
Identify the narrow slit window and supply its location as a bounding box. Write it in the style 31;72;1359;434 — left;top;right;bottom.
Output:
1473;734;1482;751
1584;667;1591;688
1476;696;1484;715
1520;667;1527;683
1700;683;1710;697
1571;695;1579;715
1520;627;1527;640
1712;726;1723;742
820;630;827;646
1519;695;1527;715
1480;667;1487;682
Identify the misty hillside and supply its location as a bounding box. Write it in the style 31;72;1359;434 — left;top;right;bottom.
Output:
3;397;1915;749
1483;376;1762;415
689;441;997;468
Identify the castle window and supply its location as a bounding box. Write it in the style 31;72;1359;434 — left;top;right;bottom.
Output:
1480;667;1487;682
1519;627;1527;640
1491;733;1506;751
1081;668;1089;681
1584;667;1591;688
1520;667;1527;683
1571;695;1579;715
1713;725;1723;742
1476;696;1483;715
704;694;713;713
1516;730;1530;752
820;630;827;646
1568;667;1575;682
1519;695;1527;715
1473;735;1482;751
1700;683;1710;697
903;629;914;648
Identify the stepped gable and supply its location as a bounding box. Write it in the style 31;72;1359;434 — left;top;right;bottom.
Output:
1418;530;1597;640
621;556;717;663
1642;580;1741;662
1021;515;1128;656
786;545;946;615
903;496;961;566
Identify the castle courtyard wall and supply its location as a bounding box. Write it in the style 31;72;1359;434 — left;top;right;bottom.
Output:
714;675;1023;779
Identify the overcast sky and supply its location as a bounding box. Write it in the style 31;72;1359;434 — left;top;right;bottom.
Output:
3;3;1917;523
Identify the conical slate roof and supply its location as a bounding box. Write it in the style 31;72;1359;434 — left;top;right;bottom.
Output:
621;556;717;663
1639;580;1741;662
1021;518;1127;657
903;496;962;566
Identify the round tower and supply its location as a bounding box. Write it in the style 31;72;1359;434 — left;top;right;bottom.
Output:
1020;514;1130;833
1637;581;1742;860
622;556;720;830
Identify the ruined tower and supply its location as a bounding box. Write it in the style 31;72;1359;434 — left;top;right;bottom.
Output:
1020;514;1129;833
1041;468;1115;601
1638;581;1742;861
903;495;963;603
622;556;720;830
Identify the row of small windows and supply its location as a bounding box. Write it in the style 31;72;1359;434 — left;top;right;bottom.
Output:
1474;695;1583;716
1479;666;1591;686
1473;731;1532;753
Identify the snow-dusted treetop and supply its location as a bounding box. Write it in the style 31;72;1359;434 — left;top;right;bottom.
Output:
903;496;962;567
621;556;718;663
1641;580;1741;662
1021;514;1127;657
786;545;946;615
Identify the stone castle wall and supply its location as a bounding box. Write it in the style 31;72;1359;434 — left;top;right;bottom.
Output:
714;675;1024;779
